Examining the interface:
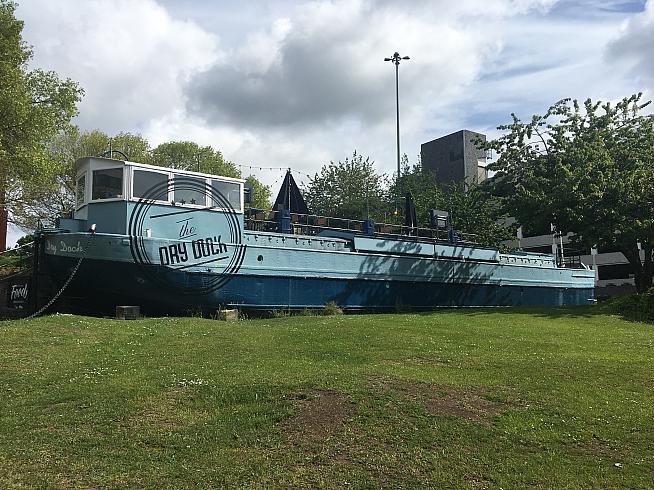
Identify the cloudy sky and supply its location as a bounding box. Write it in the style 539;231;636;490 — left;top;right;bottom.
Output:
8;0;653;243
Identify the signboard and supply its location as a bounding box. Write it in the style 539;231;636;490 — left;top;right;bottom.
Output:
7;279;30;309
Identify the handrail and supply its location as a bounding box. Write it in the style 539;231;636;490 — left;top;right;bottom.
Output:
0;243;34;280
556;247;583;269
244;208;479;244
0;241;33;256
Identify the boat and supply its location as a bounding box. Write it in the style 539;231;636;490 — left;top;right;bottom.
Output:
28;156;594;315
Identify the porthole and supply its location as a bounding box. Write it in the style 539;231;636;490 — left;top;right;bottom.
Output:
257;255;264;262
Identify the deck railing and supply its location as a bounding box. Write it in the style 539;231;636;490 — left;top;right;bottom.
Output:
0;242;34;280
244;208;478;244
557;248;583;269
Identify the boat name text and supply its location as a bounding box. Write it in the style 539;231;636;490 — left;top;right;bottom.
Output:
159;236;228;266
178;217;196;239
46;240;83;254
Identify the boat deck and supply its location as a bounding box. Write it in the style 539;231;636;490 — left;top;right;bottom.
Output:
243;208;583;268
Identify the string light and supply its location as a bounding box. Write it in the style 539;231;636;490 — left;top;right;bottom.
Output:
269;175;284;187
237;164;314;182
237;164;287;172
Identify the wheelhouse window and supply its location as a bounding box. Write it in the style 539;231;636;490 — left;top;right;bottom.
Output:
173;175;206;206
76;174;86;207
133;169;169;200
92;168;123;200
211;179;241;211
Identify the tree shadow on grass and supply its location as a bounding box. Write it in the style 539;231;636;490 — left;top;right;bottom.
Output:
422;305;654;326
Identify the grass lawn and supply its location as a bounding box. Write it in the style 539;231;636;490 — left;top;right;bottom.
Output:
0;307;652;488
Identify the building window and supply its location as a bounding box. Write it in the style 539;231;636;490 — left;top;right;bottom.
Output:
76;174;86;207
173;175;206;206
92;168;123;200
211;180;241;211
133;169;169;200
598;263;635;281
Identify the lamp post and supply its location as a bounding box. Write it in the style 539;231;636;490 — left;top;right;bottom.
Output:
384;51;410;213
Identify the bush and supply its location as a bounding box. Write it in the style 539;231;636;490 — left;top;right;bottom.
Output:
603;289;654;323
323;301;343;316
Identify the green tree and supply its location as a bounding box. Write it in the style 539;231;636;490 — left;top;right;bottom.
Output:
245;175;272;210
106;132;152;162
486;94;654;292
14;128;150;229
151;141;239;178
0;0;83;245
303;151;388;220
389;158;443;224
441;181;515;247
391;160;514;246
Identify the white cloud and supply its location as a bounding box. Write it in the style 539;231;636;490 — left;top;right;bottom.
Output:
185;0;550;130
455;15;640;132
14;0;651;185
17;0;218;134
178;0;564;178
606;0;654;89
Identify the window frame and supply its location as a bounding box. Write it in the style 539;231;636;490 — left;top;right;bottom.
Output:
75;171;88;209
124;163;245;213
89;166;126;203
132;168;171;203
172;173;210;208
210;178;243;213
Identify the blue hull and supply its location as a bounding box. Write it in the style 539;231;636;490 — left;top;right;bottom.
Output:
46;255;594;313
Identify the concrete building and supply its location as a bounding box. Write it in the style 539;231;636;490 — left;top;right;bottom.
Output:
421;130;638;296
421;130;488;185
